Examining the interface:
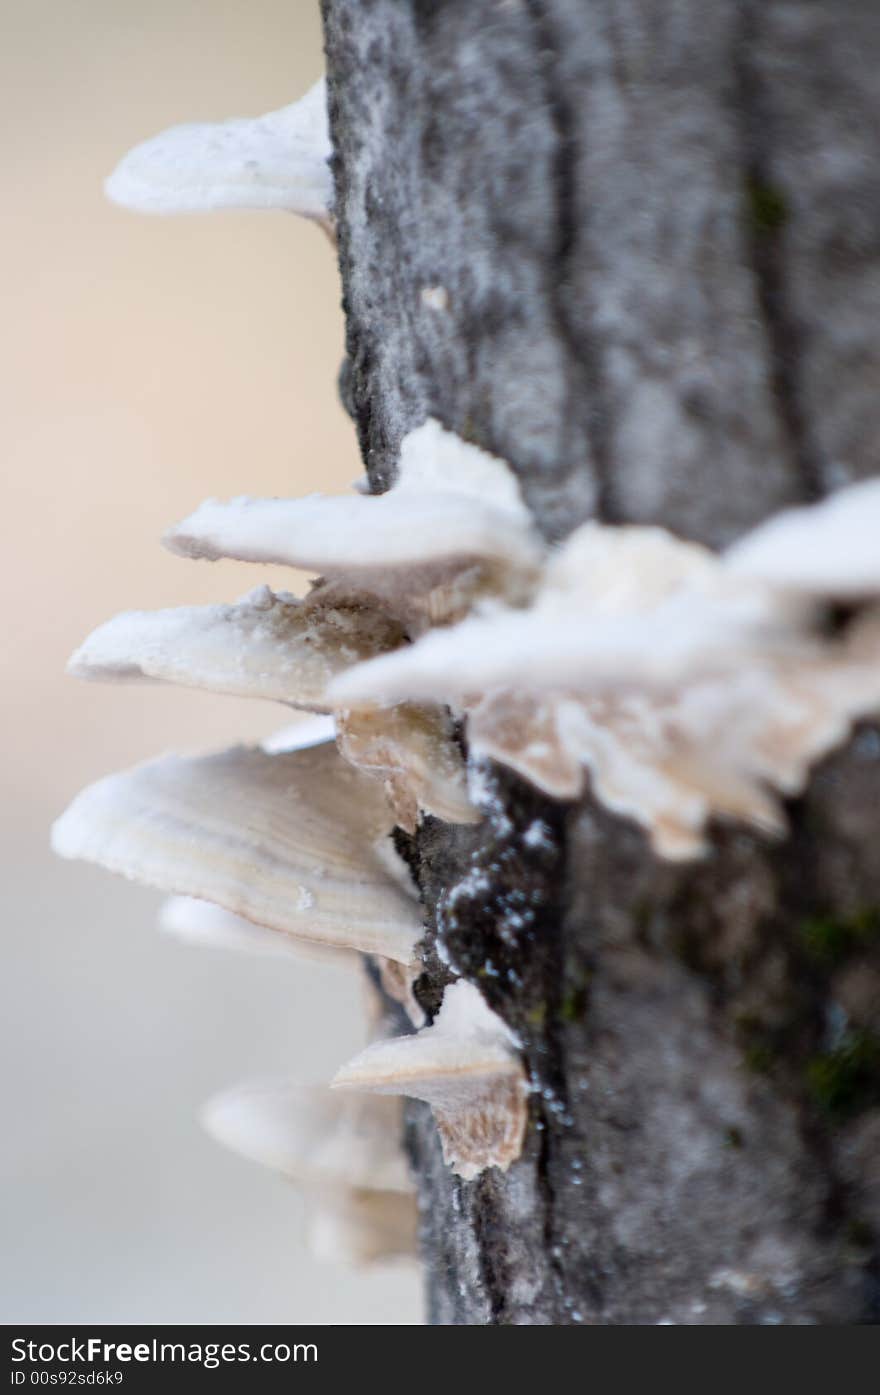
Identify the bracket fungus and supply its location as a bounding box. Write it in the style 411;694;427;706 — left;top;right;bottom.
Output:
163;418;542;628
68;585;405;713
333;980;528;1181
726;476;880;597
105;76;334;232
52;743;422;964
332;482;880;859
202;1082;417;1266
55;50;880;1279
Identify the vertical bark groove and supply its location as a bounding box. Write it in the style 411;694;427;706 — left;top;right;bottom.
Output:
522;0;617;526
736;0;824;503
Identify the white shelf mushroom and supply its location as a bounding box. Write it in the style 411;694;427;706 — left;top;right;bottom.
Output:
328;523;795;706
51;742;423;964
331;480;880;860
52;0;880;1241
67;583;476;829
202;1082;417;1266
163;419;542;624
333;980;528;1180
105;77;334;231
58;353;880;1208
726;476;880;597
68;585;405;713
61;421;545;845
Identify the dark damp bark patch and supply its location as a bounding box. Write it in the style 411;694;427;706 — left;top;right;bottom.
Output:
413;762;569;1059
745;175;789;236
799;909;880;968
806;1031;880;1121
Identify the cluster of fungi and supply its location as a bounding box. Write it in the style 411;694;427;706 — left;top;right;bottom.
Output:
54;76;880;1268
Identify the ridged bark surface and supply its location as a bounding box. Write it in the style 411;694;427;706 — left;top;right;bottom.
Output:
322;0;880;1324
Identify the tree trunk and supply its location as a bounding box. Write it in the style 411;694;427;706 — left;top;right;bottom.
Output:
321;0;880;1324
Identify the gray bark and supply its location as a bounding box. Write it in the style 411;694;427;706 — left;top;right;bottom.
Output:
321;0;880;1324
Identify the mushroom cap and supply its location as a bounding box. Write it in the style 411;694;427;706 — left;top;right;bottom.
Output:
163;420;541;584
164;492;538;577
333;980;527;1180
725;477;880;597
51;742;422;963
328;522;793;707
467;621;880;860
334;979;520;1096
68;586;404;713
105;78;332;219
330;496;880;861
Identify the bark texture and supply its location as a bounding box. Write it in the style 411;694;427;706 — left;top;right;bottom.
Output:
321;0;880;1323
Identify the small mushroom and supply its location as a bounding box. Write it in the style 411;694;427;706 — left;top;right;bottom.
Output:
333;979;528;1180
163;419;542;622
51;742;422;963
201;1081;417;1265
68;585;405;713
105;77;334;233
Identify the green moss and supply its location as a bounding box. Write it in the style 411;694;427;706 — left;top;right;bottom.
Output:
458;413;477;445
806;1029;880;1119
744;1042;776;1076
736;1013;769;1066
799;908;880;966
746;176;788;235
457;405;493;453
561;980;590;1024
526;1002;547;1030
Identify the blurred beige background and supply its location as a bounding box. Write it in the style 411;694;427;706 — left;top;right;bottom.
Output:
1;0;421;1323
